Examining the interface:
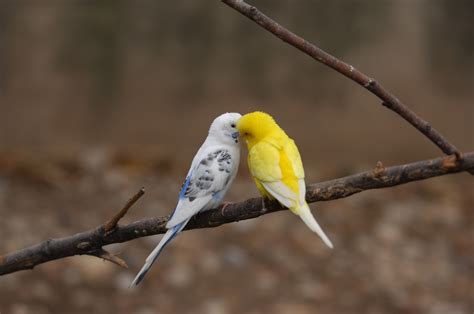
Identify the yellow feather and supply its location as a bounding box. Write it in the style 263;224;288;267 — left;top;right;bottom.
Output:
248;141;281;182
279;149;299;195
237;111;333;248
238;111;302;199
253;177;273;200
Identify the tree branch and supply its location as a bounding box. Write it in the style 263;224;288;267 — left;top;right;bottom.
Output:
103;187;145;234
0;152;472;276
0;0;471;277
221;0;472;174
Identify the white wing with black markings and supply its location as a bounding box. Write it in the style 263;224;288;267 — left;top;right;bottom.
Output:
166;146;239;228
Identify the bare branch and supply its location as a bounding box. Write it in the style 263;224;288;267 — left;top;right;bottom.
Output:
0;1;471;277
89;249;128;268
103;187;145;234
221;0;472;174
0;152;472;276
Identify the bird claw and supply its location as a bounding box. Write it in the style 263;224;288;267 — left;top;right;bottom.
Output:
220;202;233;215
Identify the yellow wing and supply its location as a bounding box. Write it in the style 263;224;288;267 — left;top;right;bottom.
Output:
249;138;306;211
282;138;307;206
248;140;281;199
284;139;305;179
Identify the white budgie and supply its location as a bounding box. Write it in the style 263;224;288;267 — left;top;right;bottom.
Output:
131;112;242;286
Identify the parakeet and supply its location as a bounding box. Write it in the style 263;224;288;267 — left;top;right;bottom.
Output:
236;111;333;248
131;112;242;286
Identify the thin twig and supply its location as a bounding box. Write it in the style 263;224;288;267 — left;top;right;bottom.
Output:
0;152;472;276
103;187;145;234
221;0;472;174
89;249;128;268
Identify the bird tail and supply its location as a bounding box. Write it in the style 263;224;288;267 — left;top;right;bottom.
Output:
130;220;188;287
296;203;334;249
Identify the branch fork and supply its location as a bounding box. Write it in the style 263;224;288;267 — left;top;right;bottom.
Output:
103;187;145;235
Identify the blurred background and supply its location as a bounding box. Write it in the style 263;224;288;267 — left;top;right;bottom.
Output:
0;1;473;313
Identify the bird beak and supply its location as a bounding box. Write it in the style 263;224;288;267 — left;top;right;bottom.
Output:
231;131;240;139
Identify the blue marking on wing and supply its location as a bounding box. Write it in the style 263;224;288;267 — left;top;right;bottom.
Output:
212;191;222;200
168;172;193;220
179;173;192;199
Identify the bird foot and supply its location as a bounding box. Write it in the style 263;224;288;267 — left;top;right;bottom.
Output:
220;202;233;215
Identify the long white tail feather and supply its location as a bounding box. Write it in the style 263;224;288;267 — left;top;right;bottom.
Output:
130;220;189;287
261;181;333;248
166;195;212;228
298;203;333;249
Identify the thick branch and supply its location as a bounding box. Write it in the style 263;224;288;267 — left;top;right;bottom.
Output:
0;152;472;276
221;0;469;173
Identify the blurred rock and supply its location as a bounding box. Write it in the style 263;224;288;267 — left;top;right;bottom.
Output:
201;299;228;314
164;261;193;288
222;245;247;268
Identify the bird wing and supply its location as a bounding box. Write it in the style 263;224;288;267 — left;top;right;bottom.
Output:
250;139;307;210
284;139;307;206
166;147;237;228
284;139;305;179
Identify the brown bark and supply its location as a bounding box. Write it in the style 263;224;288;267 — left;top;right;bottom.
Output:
1;152;472;276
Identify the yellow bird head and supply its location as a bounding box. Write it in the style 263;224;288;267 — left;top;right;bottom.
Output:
236;111;281;148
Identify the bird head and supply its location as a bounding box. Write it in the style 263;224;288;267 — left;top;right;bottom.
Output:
236;111;279;147
208;112;242;145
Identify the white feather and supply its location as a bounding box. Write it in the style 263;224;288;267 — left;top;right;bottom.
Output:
130;221;187;287
131;112;241;286
261;181;296;208
298;203;333;249
262;179;333;249
298;179;306;205
166;195;213;228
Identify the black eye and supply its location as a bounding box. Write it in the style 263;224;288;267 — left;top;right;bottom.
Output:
231;123;236;128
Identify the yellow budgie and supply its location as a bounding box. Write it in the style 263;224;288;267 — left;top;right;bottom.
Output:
236;111;333;248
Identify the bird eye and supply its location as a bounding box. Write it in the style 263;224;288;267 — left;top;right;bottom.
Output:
231;123;236;128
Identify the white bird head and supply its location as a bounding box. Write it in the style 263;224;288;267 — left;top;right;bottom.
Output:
208;112;242;145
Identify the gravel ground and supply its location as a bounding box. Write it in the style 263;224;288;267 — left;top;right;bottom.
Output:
0;150;472;314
